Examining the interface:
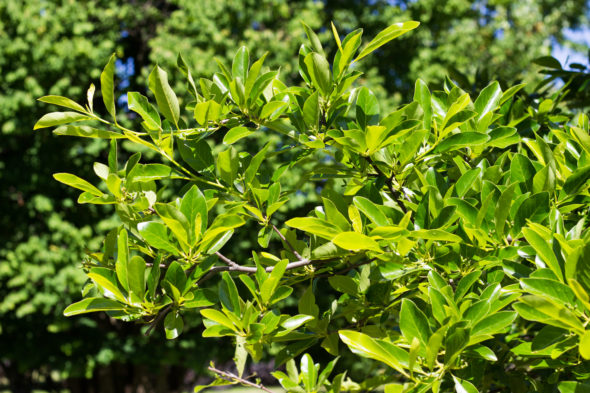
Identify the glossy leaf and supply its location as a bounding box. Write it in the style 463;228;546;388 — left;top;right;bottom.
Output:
100;54;117;120
64;298;125;316
148;65;180;127
332;232;381;252
399;299;431;348
355;21;420;61
53;173;103;196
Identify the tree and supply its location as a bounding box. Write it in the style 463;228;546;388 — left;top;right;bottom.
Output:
5;0;590;390
37;19;590;392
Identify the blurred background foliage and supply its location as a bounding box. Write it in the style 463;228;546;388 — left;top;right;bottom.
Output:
1;0;589;392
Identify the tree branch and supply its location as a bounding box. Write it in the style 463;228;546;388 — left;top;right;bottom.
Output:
367;158;408;213
272;224;305;261
208;365;275;393
144;304;171;336
215;251;311;273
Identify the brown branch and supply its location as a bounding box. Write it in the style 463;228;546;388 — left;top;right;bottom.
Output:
208;365;276;393
144;304;171;336
272;225;305;261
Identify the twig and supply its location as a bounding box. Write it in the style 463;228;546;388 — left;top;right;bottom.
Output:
367;158;408;213
208;365;276;393
214;251;312;274
272;225;305;261
144;304;172;336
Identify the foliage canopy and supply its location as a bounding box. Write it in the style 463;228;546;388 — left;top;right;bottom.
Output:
36;18;590;393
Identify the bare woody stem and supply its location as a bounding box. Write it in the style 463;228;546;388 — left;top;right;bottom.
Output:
208;365;275;393
214;251;311;273
272;224;305;261
144;304;171;336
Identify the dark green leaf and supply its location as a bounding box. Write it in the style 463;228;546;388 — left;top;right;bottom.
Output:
400;299;431;348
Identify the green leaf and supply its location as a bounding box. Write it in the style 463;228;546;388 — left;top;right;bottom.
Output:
87;268;127;303
298;286;319;319
53;125;124;139
180;185;208;238
399;299;431;348
332;232;381;252
115;228;130;292
260;101;288;121
138;221;180;255
446;198;478;226
128;92;161;130
232;46;249;81
53;173;103;197
559;381;590;393
434;133;489;153
128;163;184;182
281;315;314;330
303;91;320;130
286;217;340;240
249;71;277;103
328;276;359;296
38;95;87;113
64;298;125;316
353;196;389;226
355;21;420;62
520;278;575;306
301;354;317;392
522;227;563;282
220;272;240;313
334;29;362;80
128;256;146;300
164;312;184;339
532;165;555;193
456;168;481;197
223;126;254;145
178;138;214;172
301;21;325;56
244;143;271;184
34;111;91;130
356;87;379;129
304;53;332;97
453;376;479;393
148;65;180;127
494;183;517;239
414;79;432;130
217;146;239;185
200;308;237;331
471;311;516;336
532;56;562;69
445;327;469;364
580;331;590;360
515;295;584;333
513;192;549;235
510;153;536;184
100;54;117;121
409;229;462;242
194;100;221;125
454;271;481;302
261;259;288;304
339;330;411;376
474;81;502;124
563;165;590;194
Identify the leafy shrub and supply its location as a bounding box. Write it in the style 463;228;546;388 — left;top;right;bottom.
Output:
36;21;590;392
